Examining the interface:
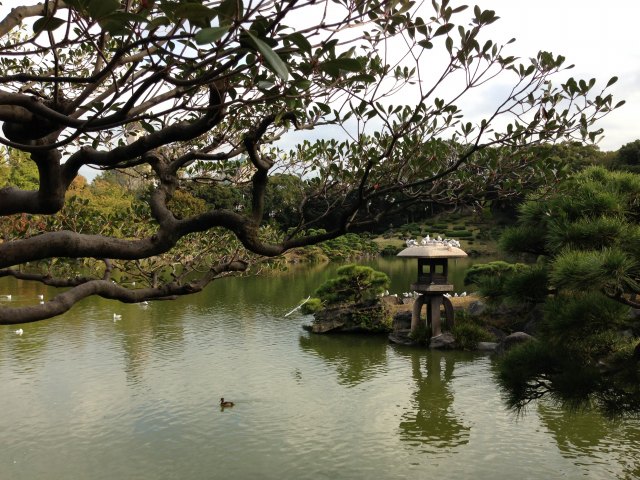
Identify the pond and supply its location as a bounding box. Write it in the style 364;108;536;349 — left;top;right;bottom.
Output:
1;257;639;479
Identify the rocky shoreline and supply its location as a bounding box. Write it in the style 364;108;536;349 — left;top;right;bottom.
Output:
303;294;538;354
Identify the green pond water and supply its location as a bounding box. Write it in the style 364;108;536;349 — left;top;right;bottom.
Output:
1;257;639;480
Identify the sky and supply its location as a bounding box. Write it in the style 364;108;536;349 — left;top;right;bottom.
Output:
469;0;640;151
0;1;637;155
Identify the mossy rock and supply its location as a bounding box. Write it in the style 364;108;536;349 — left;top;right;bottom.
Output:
309;300;392;334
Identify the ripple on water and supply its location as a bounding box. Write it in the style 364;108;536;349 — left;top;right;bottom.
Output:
3;275;640;480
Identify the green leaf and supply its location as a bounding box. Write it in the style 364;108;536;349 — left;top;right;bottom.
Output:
286;32;312;53
217;0;244;23
147;16;171;30
173;2;214;27
320;58;363;74
445;36;453;53
245;30;289;81
349;73;376;83
606;76;618;88
140;121;155;133
294;79;312;89
33;16;66;33
86;0;120;19
433;23;454;37
99;12;147;35
195;26;230;44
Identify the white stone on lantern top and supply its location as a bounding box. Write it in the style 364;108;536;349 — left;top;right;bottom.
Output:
397;238;467;258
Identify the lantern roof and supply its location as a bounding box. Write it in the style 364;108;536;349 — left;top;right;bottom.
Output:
397;244;467;259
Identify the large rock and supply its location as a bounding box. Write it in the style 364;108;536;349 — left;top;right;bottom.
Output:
392;311;412;333
388;311;417;345
429;332;457;350
309;301;391;334
388;333;417;346
496;331;536;354
468;300;487;316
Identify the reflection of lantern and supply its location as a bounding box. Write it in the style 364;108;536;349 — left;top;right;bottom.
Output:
397;243;467;337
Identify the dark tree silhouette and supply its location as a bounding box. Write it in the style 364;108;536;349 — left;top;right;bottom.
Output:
0;0;620;323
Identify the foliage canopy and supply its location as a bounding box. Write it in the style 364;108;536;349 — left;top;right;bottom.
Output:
0;0;621;323
483;167;640;416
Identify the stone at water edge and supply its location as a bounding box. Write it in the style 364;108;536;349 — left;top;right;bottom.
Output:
496;331;536;354
308;301;392;334
429;332;457;350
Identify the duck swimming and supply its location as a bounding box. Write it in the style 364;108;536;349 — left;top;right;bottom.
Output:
220;398;234;408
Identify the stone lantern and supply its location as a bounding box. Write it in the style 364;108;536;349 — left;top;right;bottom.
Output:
397;239;467;338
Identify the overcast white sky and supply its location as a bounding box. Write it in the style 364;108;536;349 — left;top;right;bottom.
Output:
470;0;640;151
0;1;637;154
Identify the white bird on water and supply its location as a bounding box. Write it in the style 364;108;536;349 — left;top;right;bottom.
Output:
37;294;44;300
0;294;11;300
15;328;23;335
113;313;122;321
460;292;467;297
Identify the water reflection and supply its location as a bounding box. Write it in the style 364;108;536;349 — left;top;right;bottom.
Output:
538;403;640;479
298;332;389;386
118;311;188;386
3;263;640;480
395;349;470;452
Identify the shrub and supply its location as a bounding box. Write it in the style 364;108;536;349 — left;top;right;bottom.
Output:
464;261;528;286
313;264;390;306
301;297;323;314
381;244;402;256
452;322;496;350
318;233;379;260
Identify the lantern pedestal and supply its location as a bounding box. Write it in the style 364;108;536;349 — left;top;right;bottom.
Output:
410;284;455;337
397;242;467;340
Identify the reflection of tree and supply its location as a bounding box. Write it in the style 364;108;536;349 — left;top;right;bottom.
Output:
298;333;388;387
398;350;469;452
118;305;186;386
537;403;640;479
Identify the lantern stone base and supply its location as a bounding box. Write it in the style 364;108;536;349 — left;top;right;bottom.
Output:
410;290;455;338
